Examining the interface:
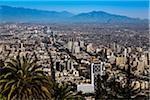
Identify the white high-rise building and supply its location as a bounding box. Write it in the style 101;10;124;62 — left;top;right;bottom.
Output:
124;48;127;58
0;45;4;53
20;43;25;51
73;41;80;54
74;46;80;53
80;41;84;47
91;62;106;85
87;43;93;52
74;41;79;47
47;28;52;35
77;62;106;93
67;41;73;52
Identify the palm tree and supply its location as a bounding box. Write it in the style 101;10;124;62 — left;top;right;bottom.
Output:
108;58;147;99
52;82;85;100
0;53;52;100
109;79;142;99
0;60;4;68
95;56;148;99
0;93;6;100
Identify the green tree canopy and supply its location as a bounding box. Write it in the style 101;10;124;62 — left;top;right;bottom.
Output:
0;53;52;100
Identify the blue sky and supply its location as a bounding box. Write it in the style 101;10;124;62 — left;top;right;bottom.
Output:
0;0;149;19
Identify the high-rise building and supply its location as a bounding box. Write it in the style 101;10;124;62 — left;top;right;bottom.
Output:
67;59;74;70
0;45;4;53
148;52;150;65
87;43;93;52
20;43;25;51
91;62;106;86
113;42;116;51
67;41;73;52
73;41;80;53
127;47;132;53
124;48;127;58
73;41;79;47
74;46;80;53
46;27;52;35
77;62;105;93
80;41;84;47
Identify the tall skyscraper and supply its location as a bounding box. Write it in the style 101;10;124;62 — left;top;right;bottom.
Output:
80;41;84;48
124;48;127;58
91;62;106;88
87;43;93;52
67;41;73;52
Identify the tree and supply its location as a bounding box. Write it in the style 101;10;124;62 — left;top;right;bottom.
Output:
108;58;148;99
95;57;148;99
0;53;52;100
52;82;85;100
0;93;6;100
0;60;4;68
95;73;109;100
108;77;142;99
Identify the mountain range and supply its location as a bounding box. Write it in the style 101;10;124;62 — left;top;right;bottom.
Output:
0;6;148;24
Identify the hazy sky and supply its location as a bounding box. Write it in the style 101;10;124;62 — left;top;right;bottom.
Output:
0;0;149;19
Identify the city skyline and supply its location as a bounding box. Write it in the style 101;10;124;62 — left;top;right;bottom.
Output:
0;1;149;99
0;0;149;19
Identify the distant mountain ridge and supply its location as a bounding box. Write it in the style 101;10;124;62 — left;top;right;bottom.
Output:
0;6;148;24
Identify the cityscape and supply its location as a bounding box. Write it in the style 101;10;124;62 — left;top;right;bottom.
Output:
0;0;149;100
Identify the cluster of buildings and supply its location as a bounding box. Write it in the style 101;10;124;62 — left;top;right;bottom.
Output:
0;23;149;99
